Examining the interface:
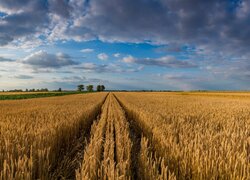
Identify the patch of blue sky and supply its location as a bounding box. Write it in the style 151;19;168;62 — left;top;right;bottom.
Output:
0;12;7;17
227;0;242;12
56;40;162;58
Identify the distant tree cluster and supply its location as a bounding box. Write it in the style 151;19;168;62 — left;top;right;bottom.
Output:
25;88;49;92
8;89;23;92
7;88;49;92
97;85;105;92
87;85;94;92
77;85;85;92
77;84;105;92
2;84;106;93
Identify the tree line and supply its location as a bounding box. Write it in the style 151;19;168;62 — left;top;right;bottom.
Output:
2;85;106;92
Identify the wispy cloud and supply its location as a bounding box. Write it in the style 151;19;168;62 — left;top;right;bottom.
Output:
80;48;94;53
122;55;197;68
13;75;33;79
75;63;141;73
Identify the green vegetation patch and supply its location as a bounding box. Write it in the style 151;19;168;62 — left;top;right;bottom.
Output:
0;92;86;100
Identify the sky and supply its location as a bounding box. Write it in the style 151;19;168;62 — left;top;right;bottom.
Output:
0;0;250;90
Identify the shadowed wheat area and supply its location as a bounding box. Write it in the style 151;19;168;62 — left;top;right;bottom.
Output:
0;92;249;180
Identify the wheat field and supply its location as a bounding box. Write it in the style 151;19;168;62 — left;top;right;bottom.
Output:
0;92;249;179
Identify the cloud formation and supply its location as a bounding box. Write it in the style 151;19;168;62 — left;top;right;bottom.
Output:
14;75;33;79
76;62;141;73
21;51;79;69
80;48;94;53
122;55;197;68
97;53;108;61
0;0;249;53
113;53;120;58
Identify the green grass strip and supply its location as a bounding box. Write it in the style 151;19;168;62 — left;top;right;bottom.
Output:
0;92;90;100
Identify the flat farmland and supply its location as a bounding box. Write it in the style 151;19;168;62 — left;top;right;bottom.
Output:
0;92;249;179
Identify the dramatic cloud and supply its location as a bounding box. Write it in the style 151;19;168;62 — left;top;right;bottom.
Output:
1;0;249;53
80;48;94;53
97;53;108;61
122;55;197;68
0;0;49;46
62;0;249;52
21;51;79;69
0;35;13;46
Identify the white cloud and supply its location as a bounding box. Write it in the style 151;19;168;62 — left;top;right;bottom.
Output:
113;53;120;58
21;50;79;69
122;55;136;63
97;53;108;60
80;48;94;53
122;55;196;68
75;62;141;73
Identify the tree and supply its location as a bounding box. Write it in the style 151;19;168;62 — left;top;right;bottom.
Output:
87;85;94;92
97;85;101;92
58;88;62;92
77;85;84;92
101;85;105;91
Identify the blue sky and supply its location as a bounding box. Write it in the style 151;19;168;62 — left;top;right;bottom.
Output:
0;0;249;90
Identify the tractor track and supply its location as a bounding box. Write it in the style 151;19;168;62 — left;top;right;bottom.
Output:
49;93;109;179
113;93;172;180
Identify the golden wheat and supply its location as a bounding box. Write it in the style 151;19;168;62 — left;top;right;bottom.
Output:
115;92;250;179
1;92;249;180
138;136;176;180
0;93;107;179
